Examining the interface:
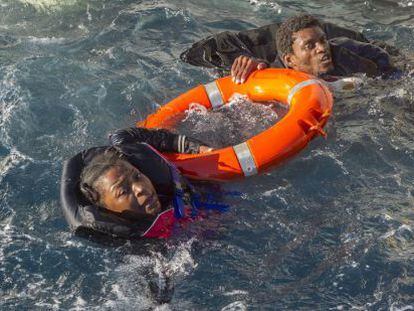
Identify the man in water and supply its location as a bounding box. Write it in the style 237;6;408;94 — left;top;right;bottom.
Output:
181;14;399;82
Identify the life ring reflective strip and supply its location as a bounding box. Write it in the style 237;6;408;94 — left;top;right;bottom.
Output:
204;81;225;109
287;79;323;106
233;141;257;177
138;68;333;181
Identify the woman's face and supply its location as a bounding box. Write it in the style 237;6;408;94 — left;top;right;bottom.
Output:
95;160;161;217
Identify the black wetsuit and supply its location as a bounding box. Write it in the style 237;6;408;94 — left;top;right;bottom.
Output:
109;127;205;154
180;22;398;77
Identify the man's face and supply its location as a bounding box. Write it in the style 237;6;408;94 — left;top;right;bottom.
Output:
96;160;161;217
283;26;333;76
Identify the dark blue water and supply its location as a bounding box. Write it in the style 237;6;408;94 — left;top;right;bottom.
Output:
1;0;414;309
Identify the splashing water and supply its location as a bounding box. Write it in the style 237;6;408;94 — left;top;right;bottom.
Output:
175;94;287;148
16;0;80;12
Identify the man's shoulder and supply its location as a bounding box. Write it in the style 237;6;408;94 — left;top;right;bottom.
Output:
329;43;379;77
322;22;368;42
330;38;400;76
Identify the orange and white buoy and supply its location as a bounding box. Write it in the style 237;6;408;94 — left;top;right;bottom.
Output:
139;68;333;181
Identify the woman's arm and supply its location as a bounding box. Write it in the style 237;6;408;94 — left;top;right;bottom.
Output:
109;127;211;154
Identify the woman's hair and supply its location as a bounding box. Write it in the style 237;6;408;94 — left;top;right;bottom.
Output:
80;148;125;206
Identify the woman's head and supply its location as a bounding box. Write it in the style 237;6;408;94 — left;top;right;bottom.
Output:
80;149;161;218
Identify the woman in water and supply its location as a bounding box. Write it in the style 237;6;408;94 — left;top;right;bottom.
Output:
60;127;220;239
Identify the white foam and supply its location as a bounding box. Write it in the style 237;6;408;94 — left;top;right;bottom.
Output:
375;87;407;101
248;0;282;13
380;224;413;240
26;36;67;44
0;148;33;182
98;239;197;309
153;238;198;278
0;65;34;151
64;102;89;150
86;4;92;22
223;290;249;296
390;304;414;311
221;301;248;311
17;0;79;12
398;1;413;7
307;149;350;176
0;215;14;262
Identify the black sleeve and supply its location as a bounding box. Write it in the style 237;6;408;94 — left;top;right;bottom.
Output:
180;31;258;70
369;39;400;56
329;43;379;77
330;37;396;74
109;127;207;154
322;22;369;42
180;22;369;70
180;23;279;70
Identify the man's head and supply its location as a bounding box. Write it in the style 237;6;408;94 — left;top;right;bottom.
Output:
276;14;333;76
80;149;161;218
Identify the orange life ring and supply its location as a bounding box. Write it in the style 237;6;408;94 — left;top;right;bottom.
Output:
138;68;333;181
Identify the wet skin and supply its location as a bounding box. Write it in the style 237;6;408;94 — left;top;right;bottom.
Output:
283;26;334;76
96;160;162;217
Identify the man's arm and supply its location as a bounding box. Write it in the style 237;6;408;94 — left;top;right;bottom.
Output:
330;37;397;75
322;22;369;43
109;127;211;154
329;43;379;77
180;22;369;71
180;31;258;70
180;23;281;71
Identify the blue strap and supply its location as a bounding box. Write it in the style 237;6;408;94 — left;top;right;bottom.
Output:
169;164;188;219
173;188;186;219
191;192;229;212
141;143;233;219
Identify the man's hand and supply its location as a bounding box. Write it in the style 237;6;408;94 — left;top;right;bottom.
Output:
231;55;268;84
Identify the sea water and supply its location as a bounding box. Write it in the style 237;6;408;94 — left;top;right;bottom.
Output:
0;0;414;309
175;94;287;148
